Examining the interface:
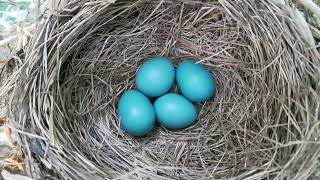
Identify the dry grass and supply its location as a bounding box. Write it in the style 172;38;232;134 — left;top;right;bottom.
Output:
1;0;320;179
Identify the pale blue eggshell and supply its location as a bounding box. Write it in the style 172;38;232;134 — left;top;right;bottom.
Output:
136;57;175;97
176;60;216;103
118;90;155;136
154;93;197;129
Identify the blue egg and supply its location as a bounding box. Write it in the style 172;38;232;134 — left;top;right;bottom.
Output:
136;57;175;97
154;93;197;129
176;60;216;103
118;90;155;136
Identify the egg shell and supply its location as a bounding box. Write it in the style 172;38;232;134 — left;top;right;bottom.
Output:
136;57;175;97
118;90;155;136
154;93;197;129
176;60;216;103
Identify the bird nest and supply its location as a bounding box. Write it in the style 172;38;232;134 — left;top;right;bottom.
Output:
6;0;320;179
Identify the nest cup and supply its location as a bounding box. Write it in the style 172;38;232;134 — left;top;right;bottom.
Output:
9;0;320;179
